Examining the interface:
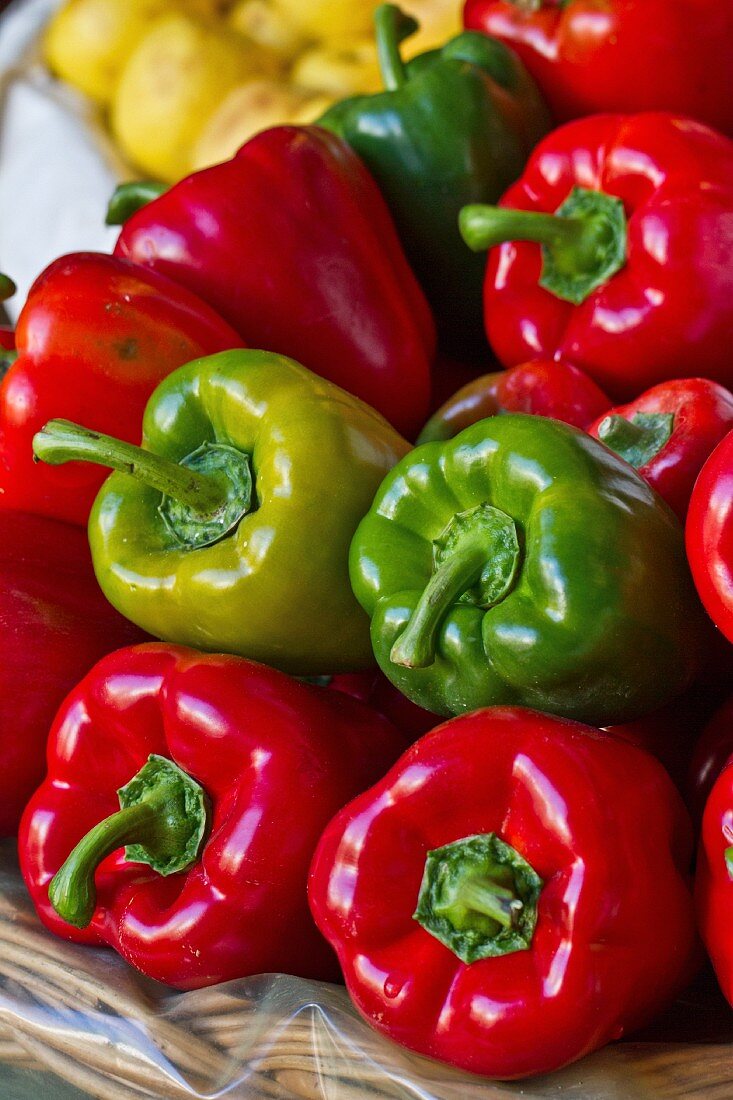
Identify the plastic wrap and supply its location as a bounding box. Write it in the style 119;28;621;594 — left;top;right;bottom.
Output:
0;839;728;1099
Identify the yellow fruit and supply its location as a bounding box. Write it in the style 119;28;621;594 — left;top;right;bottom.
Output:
111;12;277;181
291;39;383;98
191;79;320;170
43;0;181;106
401;0;462;56
269;0;375;44
228;0;307;64
290;95;335;125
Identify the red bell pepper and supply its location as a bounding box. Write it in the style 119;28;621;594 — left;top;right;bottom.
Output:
327;671;437;741
112;126;435;438
0;253;242;526
460;113;733;400
309;707;697;1080
686;429;733;642
0;511;146;837
463;1;733;137
588;379;733;522
19;643;405;990
695;754;733;1006
687;695;733;825
419;357;610;443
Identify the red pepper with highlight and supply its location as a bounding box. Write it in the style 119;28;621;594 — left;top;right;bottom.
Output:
463;1;733;137
686;430;733;643
309;707;697;1080
20;644;404;990
588;379;733;521
112;127;435;438
0;253;242;526
419;358;610;443
696;753;733;1006
0;511;146;837
460;113;733;400
687;695;733;825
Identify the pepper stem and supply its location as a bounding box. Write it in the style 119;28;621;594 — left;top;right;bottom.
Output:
49;755;209;929
374;4;419;91
33;419;227;515
414;833;543;964
596;412;674;468
391;503;520;669
460;186;628;305
0;274;16;302
106;181;168;226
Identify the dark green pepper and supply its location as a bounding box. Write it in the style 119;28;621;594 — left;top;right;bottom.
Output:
317;4;549;355
350;414;706;725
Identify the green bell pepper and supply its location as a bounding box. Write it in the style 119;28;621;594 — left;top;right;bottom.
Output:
350;413;706;725
317;4;549;354
33;350;409;674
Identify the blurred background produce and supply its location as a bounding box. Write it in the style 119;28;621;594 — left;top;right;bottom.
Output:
41;0;464;180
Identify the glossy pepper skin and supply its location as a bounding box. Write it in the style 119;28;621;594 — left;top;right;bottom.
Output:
0;511;146;837
327;671;437;741
309;707;697;1080
696;755;733;1006
112;126;435;438
318;4;549;353
463;0;733;137
34;350;409;674
686;430;733;643
19;644;405;990
460;113;733;400
0;253;242;527
350;413;705;725
419;357;609;443
589;380;733;523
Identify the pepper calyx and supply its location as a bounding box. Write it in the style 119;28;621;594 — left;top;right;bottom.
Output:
159;442;254;549
596;412;674;468
460;186;628;305
414;832;543;963
390;502;520;669
48;755;210;929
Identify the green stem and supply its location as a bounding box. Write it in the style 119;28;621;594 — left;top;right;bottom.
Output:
460;203;588;255
49;755;209;929
0;348;18;384
460;187;628;306
725;846;733;880
390;539;487;669
374;3;419;91
457;878;524;930
33;419;227;517
106;180;167;226
0;274;16;302
414;833;543;964
596;412;674;468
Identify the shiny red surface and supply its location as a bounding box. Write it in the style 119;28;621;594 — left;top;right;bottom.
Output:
0;253;242;526
19;644;405;990
479;113;733;399
589;379;733;521
696;753;733;1006
0;511;145;836
464;0;733;136
687;430;733;642
309;707;697;1079
115;126;435;439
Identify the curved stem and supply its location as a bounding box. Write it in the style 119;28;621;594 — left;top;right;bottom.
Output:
375;3;419;91
596;412;674;468
49;802;158;928
460;203;586;254
49;755;209;929
390;541;487;668
33;420;227;516
106;180;167;226
457;879;524;930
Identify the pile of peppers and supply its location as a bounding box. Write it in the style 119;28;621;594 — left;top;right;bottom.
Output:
3;0;733;1087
